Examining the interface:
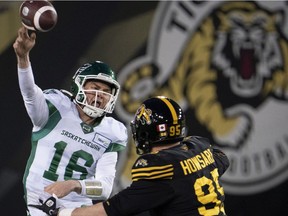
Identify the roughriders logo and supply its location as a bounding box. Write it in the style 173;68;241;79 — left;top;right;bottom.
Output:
116;1;288;194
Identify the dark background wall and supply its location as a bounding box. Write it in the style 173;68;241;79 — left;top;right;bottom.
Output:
1;1;288;215
0;1;158;214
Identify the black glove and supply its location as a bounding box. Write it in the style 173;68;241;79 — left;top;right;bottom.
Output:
28;196;59;216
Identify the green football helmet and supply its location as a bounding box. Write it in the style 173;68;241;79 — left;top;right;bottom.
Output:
71;61;120;118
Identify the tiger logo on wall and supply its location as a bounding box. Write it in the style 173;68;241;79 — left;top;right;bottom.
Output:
115;1;288;194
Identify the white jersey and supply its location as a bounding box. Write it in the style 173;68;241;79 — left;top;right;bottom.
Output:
18;65;127;215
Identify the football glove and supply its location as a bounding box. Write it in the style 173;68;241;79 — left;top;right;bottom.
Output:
28;195;59;216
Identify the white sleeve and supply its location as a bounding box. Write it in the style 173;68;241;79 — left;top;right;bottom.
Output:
95;151;118;200
78;152;118;200
18;65;49;130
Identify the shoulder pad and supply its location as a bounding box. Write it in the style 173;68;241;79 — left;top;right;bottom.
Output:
60;89;73;100
43;89;58;94
183;136;211;151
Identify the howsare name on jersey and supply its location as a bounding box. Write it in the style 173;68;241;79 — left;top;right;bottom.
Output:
180;149;215;175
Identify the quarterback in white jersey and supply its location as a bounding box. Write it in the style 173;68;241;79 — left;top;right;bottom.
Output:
13;27;127;216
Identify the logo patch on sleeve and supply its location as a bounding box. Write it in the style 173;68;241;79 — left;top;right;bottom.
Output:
93;133;111;148
135;158;148;167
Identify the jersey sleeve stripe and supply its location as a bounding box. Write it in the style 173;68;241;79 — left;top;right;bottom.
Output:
132;167;173;177
132;172;173;181
132;164;173;172
131;164;174;181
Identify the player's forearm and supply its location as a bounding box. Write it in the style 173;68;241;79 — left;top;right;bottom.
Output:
73;203;107;216
17;54;30;69
58;203;107;216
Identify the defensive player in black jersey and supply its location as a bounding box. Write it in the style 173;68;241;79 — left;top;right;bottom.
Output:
31;96;230;216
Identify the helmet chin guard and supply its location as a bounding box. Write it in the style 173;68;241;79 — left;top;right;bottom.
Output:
82;105;104;118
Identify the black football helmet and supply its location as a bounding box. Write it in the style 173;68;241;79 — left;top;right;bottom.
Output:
71;61;120;118
130;96;186;155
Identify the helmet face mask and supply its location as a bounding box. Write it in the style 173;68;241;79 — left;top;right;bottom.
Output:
131;96;186;155
130;123;151;155
71;61;120;118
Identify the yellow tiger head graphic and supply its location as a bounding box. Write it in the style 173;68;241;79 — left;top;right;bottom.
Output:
116;1;288;192
212;2;286;98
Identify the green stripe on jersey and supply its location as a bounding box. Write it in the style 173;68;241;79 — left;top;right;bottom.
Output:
32;100;61;141
105;143;126;152
23;100;61;201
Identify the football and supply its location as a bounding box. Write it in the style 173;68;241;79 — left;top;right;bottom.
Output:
19;0;58;32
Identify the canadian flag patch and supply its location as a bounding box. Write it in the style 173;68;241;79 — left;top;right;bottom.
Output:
157;124;167;132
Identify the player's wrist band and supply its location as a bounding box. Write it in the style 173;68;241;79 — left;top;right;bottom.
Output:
78;180;103;197
58;208;74;216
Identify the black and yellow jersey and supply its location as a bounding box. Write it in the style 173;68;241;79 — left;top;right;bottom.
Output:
103;136;229;216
